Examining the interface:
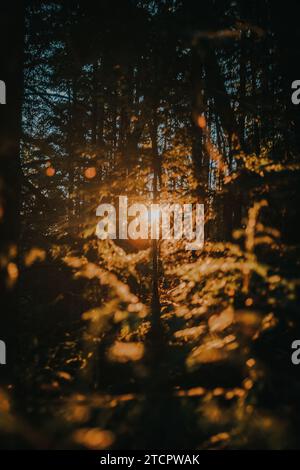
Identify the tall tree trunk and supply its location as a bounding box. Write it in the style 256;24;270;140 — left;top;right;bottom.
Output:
191;49;207;201
150;114;161;329
91;61;98;147
0;2;24;381
239;32;246;152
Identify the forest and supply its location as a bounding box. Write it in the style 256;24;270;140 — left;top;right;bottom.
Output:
0;0;300;451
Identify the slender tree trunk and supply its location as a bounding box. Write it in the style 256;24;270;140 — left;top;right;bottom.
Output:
91;61;98;147
150;114;161;327
239;32;246;152
191;49;207;201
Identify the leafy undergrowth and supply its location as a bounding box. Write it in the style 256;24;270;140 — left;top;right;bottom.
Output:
1;203;300;450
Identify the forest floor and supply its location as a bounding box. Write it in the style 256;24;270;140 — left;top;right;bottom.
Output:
8;252;299;451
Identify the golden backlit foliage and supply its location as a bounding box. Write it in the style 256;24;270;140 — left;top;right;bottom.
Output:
73;428;115;449
24;247;46;267
4;177;298;450
107;341;144;363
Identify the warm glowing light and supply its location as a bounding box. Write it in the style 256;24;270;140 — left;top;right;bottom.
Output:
107;341;144;363
0;390;10;413
73;428;114;449
24;248;46;267
85;167;96;179
95;196;205;250
246;358;256;368
197;115;206;129
150;206;160;222
46;166;55;177
243;378;254;390
7;262;19;282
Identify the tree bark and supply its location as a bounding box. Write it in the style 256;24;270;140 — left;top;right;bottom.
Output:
0;2;25;381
